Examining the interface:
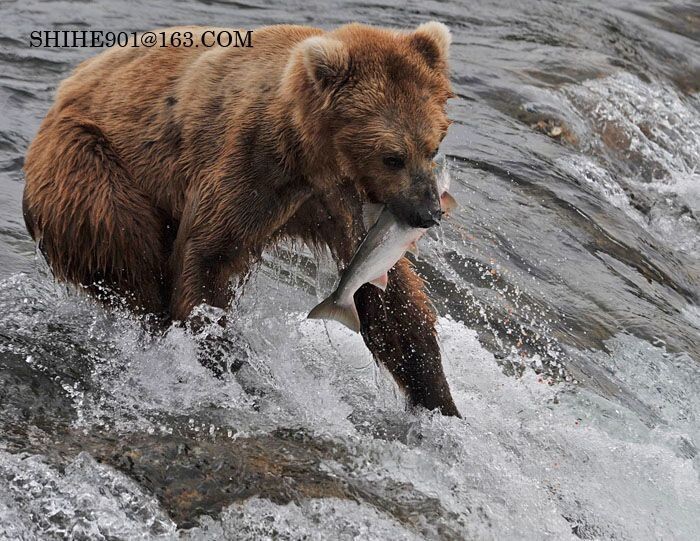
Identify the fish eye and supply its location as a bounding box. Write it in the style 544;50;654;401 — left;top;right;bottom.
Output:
383;155;405;170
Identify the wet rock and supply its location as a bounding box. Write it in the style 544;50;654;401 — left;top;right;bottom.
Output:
3;425;465;537
530;118;578;145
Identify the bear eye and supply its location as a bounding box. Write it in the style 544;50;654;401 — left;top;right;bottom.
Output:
429;148;439;159
383;155;406;170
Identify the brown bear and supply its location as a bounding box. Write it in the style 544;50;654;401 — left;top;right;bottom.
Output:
22;22;460;416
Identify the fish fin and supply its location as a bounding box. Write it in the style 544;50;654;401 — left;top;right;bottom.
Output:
406;241;419;256
440;191;458;214
362;203;384;230
436;162;450;190
307;295;361;333
369;273;388;291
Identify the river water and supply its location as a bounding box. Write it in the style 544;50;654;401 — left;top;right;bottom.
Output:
0;0;698;539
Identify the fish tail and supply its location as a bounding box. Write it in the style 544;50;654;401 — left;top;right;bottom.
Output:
307;294;361;333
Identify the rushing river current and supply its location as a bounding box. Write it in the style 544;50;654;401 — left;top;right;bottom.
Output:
1;0;699;539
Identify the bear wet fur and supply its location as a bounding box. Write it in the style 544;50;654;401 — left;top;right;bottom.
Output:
23;22;460;416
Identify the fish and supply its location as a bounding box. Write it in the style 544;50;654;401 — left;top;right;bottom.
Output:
307;170;457;333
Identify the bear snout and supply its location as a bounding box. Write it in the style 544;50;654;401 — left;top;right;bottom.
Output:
387;193;442;229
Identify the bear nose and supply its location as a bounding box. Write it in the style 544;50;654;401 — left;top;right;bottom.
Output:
416;207;442;228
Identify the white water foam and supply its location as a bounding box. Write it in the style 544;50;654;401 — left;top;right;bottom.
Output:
1;283;698;539
0;451;175;540
557;72;700;256
183;498;423;541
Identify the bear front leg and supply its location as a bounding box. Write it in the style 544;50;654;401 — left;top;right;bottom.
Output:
354;257;461;417
169;239;234;324
170;179;313;323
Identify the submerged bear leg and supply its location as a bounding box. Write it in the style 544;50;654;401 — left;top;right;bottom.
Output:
354;257;460;417
23;111;169;318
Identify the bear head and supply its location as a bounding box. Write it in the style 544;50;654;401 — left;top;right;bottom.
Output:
286;21;454;229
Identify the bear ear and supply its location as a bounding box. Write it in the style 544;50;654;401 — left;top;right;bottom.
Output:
300;36;350;93
409;21;451;72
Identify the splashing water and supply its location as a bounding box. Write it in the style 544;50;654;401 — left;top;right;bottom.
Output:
0;0;699;538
